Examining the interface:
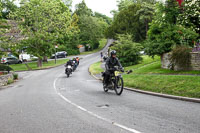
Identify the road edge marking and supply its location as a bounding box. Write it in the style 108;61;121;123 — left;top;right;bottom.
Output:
53;73;142;133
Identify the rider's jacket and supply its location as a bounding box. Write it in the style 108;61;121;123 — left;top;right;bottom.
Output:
66;61;73;66
105;57;122;71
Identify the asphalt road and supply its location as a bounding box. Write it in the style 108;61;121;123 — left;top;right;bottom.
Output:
0;39;200;133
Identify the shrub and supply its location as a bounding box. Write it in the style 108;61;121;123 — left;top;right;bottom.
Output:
170;46;192;70
145;24;198;57
13;73;18;80
0;64;13;73
66;48;80;55
111;34;143;67
7;78;14;85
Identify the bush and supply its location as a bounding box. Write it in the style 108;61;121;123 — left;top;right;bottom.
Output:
66;48;80;55
170;46;192;70
111;34;143;67
7;78;14;85
13;73;18;80
145;24;198;57
0;64;13;73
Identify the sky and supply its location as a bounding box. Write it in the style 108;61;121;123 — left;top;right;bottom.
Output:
14;0;118;17
72;0;118;18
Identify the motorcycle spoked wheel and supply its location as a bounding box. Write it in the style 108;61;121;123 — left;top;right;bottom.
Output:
103;78;108;92
114;76;124;95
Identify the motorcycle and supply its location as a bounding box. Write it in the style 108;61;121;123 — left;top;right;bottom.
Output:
65;65;72;78
72;61;77;72
102;66;132;95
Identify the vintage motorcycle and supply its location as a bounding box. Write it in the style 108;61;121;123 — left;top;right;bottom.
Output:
102;66;132;95
65;65;72;78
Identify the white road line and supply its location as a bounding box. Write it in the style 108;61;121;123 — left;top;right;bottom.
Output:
54;74;142;133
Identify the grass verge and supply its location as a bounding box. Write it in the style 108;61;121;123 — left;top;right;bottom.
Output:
89;61;104;75
10;58;68;71
123;74;200;98
80;39;107;55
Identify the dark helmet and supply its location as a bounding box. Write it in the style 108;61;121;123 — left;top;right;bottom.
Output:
110;50;117;56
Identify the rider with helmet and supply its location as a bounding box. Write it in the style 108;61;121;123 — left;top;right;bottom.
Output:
104;50;124;87
66;59;73;66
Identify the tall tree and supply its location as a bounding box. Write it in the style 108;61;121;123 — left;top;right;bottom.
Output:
12;0;76;67
74;0;92;16
78;15;108;49
62;0;72;9
178;0;200;36
0;1;2;17
105;3;146;42
94;12;112;25
1;0;17;18
135;2;154;38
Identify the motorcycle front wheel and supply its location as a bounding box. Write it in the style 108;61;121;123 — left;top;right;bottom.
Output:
114;76;124;95
103;78;108;92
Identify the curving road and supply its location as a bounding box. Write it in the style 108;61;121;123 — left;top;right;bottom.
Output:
0;39;200;133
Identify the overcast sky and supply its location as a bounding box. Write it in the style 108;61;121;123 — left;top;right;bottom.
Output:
72;0;118;18
15;0;165;18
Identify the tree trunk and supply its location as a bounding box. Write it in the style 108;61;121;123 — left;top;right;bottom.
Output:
145;20;148;39
43;56;48;63
37;58;42;68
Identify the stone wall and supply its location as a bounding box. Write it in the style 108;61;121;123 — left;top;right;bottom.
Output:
0;73;13;86
190;52;200;70
161;52;200;71
161;53;171;69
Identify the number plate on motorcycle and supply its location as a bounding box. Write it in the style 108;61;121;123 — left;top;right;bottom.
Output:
115;71;120;76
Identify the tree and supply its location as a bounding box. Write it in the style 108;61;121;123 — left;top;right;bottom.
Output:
0;1;2;18
12;0;76;67
74;1;108;50
105;3;146;42
178;0;200;36
94;12;112;25
62;0;72;9
78;15;108;49
1;0;17;19
74;0;92;16
111;34;143;66
135;2;154;38
117;0;134;11
144;1;198;57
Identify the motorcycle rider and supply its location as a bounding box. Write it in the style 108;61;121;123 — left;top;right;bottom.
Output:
66;59;73;66
72;58;78;71
104;50;124;87
76;57;79;66
65;59;73;74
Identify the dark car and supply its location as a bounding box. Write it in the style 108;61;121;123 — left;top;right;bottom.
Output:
51;51;67;59
1;57;22;65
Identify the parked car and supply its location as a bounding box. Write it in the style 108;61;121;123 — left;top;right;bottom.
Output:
51;51;67;59
19;53;38;62
1;57;22;65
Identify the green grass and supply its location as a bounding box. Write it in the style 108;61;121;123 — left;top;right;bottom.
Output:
125;55;160;70
123;74;200;98
132;62;200;75
126;55;200;75
123;55;200;98
10;59;68;71
89;61;104;75
80;39;107;55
